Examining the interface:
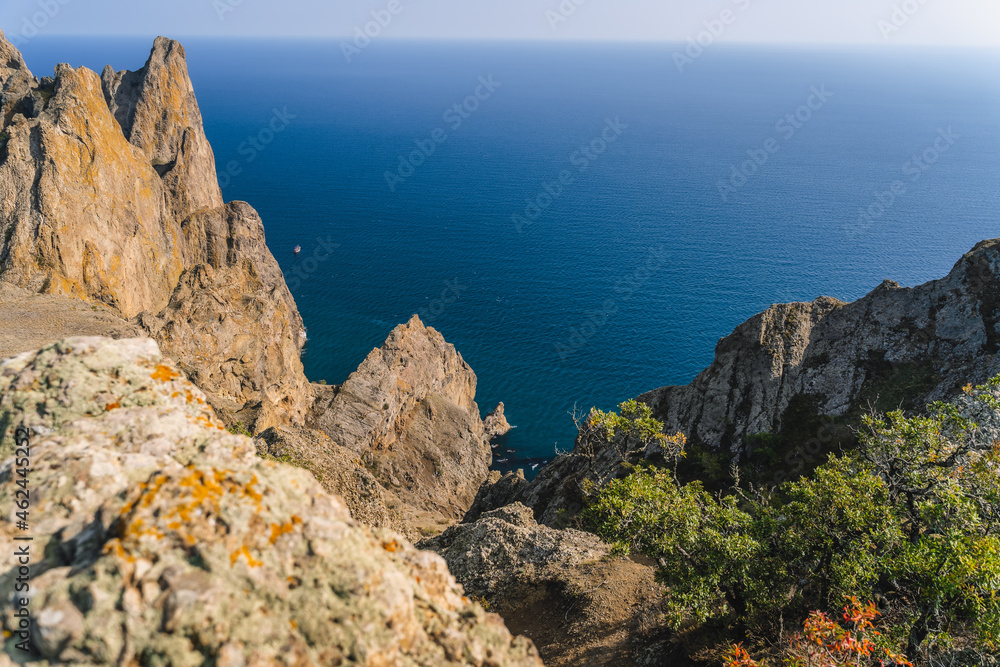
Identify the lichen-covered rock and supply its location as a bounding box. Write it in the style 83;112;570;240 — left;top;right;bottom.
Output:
0;337;541;666
0;33;310;431
311;316;493;529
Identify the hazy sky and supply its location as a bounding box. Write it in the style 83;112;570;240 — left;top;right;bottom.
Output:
1;0;998;47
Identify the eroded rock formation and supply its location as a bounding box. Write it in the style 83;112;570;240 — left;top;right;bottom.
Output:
310;316;494;532
0;31;309;431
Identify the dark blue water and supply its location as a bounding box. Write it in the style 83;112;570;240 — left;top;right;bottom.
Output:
18;38;1000;474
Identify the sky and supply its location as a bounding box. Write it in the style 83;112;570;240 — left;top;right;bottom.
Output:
0;0;998;48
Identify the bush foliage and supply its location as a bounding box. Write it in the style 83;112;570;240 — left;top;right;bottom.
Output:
583;379;1000;665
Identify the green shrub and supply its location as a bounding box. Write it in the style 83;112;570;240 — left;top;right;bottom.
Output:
583;376;1000;663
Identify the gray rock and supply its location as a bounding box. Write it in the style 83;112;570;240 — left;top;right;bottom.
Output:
419;502;609;600
0;336;542;665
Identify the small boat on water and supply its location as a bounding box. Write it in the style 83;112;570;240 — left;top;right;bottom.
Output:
293;245;301;254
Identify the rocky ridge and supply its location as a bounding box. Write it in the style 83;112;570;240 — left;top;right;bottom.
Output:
0;336;541;665
640;239;1000;450
0;31;309;432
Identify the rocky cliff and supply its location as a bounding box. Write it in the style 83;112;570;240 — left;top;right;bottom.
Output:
640;238;1000;452
0;32;309;432
310;316;499;535
0;337;541;665
0;34;504;541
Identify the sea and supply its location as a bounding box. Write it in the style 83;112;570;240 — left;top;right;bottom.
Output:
17;37;1000;475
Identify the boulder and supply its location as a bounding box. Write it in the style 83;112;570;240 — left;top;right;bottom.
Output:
420;503;670;666
0;337;541;666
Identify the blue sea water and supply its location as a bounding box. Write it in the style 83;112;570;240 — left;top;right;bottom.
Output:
18;38;1000;474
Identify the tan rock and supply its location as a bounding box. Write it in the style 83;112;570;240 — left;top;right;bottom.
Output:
310;316;493;530
0;34;310;430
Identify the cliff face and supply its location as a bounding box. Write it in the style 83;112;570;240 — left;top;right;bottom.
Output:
0;32;309;431
310;316;495;532
640;238;1000;451
0;337;541;665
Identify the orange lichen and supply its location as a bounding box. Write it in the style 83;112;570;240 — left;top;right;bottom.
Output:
269;516;303;544
105;401;121;411
119;468;265;551
151;365;179;382
103;539;136;563
230;545;262;568
382;540;402;553
290;619;298;629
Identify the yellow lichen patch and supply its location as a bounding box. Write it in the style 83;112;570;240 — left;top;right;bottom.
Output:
121;475;170;516
269;515;303;544
290;619;298;629
103;539;136;563
121;517;165;542
151;365;179;382
119;469;266;551
230;545;263;568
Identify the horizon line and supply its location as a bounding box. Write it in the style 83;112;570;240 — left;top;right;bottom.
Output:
11;34;1000;52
